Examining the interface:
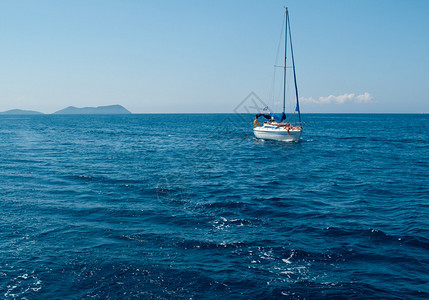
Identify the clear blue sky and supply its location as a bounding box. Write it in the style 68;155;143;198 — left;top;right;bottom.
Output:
1;0;428;113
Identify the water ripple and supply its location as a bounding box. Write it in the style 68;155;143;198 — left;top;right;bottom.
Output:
0;114;428;299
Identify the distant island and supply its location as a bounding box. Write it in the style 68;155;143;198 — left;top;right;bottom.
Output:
0;105;132;115
0;109;44;115
53;105;131;114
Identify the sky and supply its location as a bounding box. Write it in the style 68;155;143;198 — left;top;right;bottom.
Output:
1;0;428;113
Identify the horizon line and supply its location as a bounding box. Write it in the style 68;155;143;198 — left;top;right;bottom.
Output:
0;111;427;115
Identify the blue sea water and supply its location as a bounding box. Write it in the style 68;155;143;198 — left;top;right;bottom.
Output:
0;113;428;299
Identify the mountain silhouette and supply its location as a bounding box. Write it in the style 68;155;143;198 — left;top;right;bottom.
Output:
53;105;131;114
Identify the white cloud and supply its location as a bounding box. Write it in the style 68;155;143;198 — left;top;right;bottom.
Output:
356;92;373;103
301;92;373;104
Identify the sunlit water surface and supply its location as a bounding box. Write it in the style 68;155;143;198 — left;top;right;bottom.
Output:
0;114;428;298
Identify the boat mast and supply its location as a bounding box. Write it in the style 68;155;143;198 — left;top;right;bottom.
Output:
288;11;301;123
283;7;288;115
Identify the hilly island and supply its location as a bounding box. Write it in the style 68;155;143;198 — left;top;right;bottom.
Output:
0;109;44;115
0;105;131;115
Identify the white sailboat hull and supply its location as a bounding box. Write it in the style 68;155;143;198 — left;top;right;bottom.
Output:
253;126;302;142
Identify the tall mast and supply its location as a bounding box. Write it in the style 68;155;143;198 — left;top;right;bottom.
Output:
283;7;288;114
288;11;301;122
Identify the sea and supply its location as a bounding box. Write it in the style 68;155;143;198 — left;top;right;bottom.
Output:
0;113;428;299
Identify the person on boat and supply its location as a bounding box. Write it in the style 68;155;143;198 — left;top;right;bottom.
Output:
276;121;291;129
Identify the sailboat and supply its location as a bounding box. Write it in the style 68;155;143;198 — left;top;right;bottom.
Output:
253;7;303;142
